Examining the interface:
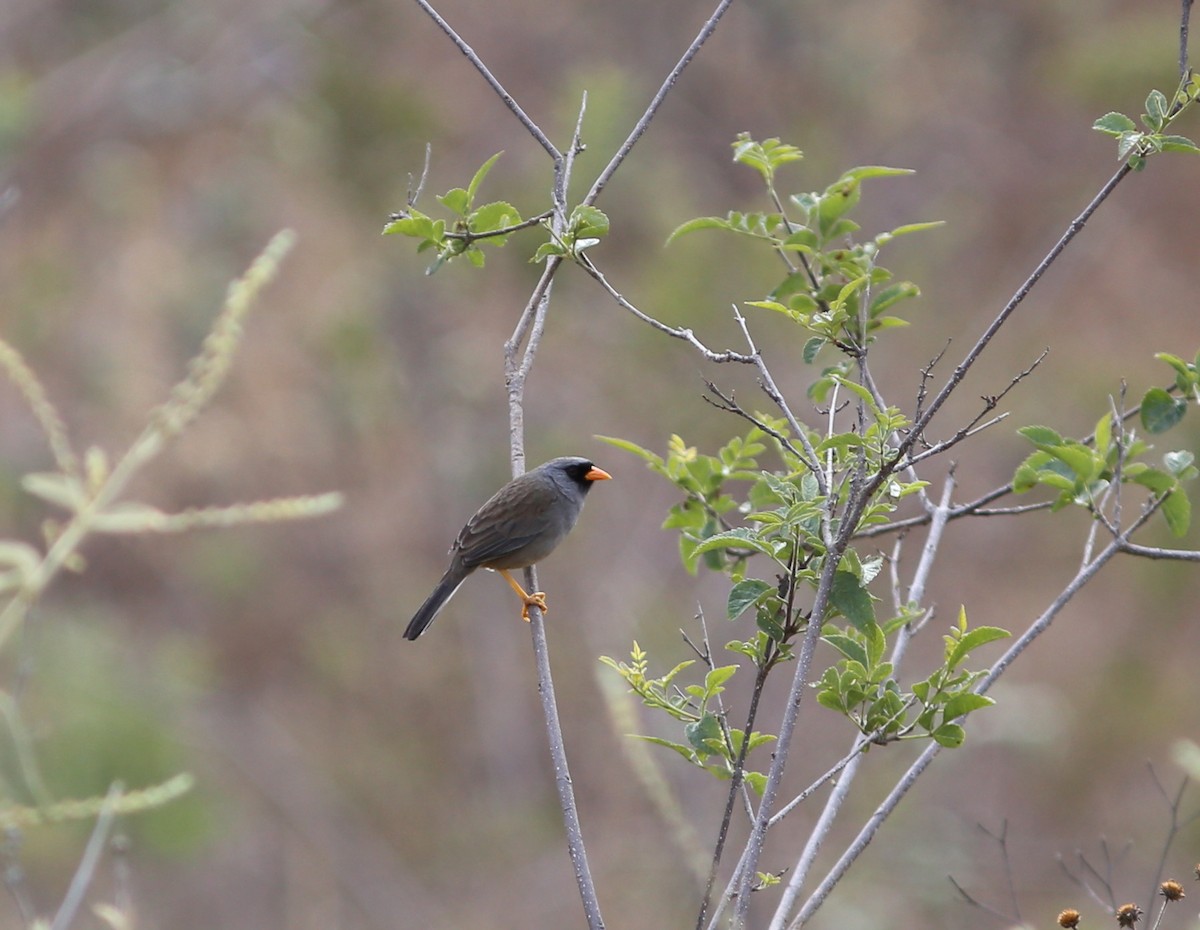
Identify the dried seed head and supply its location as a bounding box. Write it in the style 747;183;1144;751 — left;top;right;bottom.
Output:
1115;903;1142;928
1058;908;1082;928
1159;880;1185;902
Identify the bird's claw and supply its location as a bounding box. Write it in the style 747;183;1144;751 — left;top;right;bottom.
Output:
521;592;548;622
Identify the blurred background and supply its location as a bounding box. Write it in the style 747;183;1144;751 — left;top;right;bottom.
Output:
1;0;1199;927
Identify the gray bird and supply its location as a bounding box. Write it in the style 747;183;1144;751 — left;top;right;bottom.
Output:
404;456;612;640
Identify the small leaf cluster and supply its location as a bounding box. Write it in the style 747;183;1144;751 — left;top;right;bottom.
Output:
1141;350;1200;433
600;430;772;576
1093;71;1200;170
600;642;775;792
669;133;942;376
532;204;611;262
598;134;1005;790
383;152;523;272
601;423;1002;766
818;607;1006;747
383;152;612;271
1013;375;1199;536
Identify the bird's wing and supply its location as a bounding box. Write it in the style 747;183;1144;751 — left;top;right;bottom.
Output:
453;475;564;569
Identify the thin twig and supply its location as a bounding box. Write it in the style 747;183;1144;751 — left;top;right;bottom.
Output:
1115;541;1200;560
767;752;865;930
524;595;606;929
979;820;1023;923
904;348;1048;466
1144;768;1195;910
898;165;1132;463
1181;0;1194;77
442;210;555;243
729;305;828;495
948;875;1015;924
412;0;561;160
408;142;432;206
768;471;953;929
729;555;839;926
577;256;755;363
789;525;1135;928
50;782;123;930
584;0;735;205
702;380;817;476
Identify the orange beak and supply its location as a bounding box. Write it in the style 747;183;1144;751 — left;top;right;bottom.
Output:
586;466;613;481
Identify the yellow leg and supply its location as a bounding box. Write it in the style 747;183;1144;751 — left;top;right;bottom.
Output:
498;569;548;622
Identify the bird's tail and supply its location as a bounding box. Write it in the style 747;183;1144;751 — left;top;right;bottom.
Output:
404;565;468;640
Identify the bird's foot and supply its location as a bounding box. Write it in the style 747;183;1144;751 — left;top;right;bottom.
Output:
521;592;548;622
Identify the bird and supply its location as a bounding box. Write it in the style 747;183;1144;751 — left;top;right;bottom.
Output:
404;456;612;640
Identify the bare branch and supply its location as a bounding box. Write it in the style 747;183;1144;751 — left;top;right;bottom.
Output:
729;305;828;495
702;381;819;475
523;596;606;930
412;0;561;160
577;255;755;363
50;782;123;930
409;142;432;206
1181;0;1194;77
584;0;735;205
905;349;1047;466
948;875;1014;925
1118;540;1200;560
789;510;1145;928
442;209;555;243
900;165;1132;462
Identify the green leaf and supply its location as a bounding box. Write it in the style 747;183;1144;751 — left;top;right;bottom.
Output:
1158;135;1200;154
634;735;700;764
1130;467;1175;495
1162;488;1191;537
685;713;724;756
595;435;666;469
1140;387;1187;433
942;693;996;720
802;337;825;364
881;220;945;239
731;134;804;181
469;201;521;235
743;771;768;795
817;180;861;234
1093;112;1137;136
932;723;966;748
466;151;504;204
782;228;818;251
666;216;734;243
1094;411;1113;456
829;570;876;631
839;165;914;181
381;211;440;240
1048;443;1099;481
705;666;738;694
1117;130;1145;161
945;626;1011;668
728;578;774;621
437;187;470;216
532;240;566;263
1143;89;1168;131
570;205;610;240
823;632;868;666
868;282;920;317
692;528;780;559
1164;450;1195;477
1019;425;1064;446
